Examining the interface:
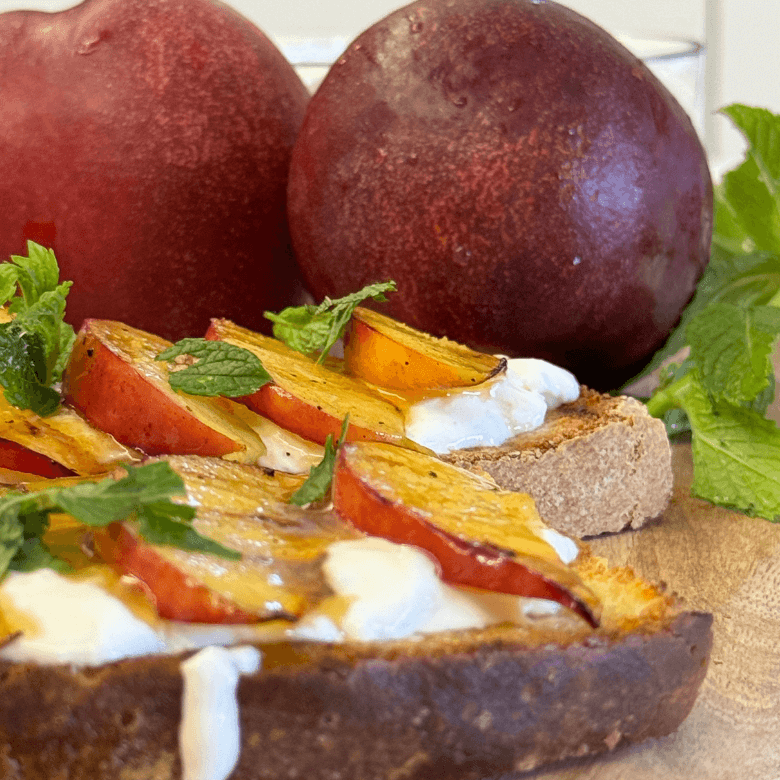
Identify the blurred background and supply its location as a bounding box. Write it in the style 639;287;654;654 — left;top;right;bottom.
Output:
1;0;778;175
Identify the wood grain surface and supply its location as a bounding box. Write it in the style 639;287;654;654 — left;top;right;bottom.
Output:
523;443;780;780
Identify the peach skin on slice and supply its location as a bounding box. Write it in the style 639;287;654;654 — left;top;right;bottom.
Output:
62;320;268;461
343;306;505;392
0;391;142;476
93;456;362;624
0;438;75;479
206;318;413;448
332;441;601;627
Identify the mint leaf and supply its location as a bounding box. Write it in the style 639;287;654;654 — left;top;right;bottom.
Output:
5;242;61;306
157;338;272;397
0;502;25;575
648;371;780;520
289;416;349;506
264;307;333;356
10;538;71;574
687;302;780;405
137;502;240;560
0;241;75;413
717;105;780;255
0;325;61;416
0;461;240;578
55;460;187;526
682;376;780;519
265;281;397;362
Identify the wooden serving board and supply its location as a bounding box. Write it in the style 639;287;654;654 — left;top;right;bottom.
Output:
526;443;780;780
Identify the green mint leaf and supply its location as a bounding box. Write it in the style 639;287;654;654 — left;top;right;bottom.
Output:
136;503;241;560
663;407;692;439
157;338;272;397
54;461;186;526
679;374;780;520
7;242;61;306
716;105;780;256
0;462;241;579
687;302;780;406
264;307;333;356
9;537;71;574
265;281;397;362
0;324;61;416
0;501;26;577
289;416;350;507
749;372;776;416
0;241;75;411
0;265;19;305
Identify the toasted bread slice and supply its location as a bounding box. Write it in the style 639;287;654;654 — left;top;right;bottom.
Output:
0;552;711;779
446;387;673;537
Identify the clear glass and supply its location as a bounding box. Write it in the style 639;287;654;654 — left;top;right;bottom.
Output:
617;35;707;141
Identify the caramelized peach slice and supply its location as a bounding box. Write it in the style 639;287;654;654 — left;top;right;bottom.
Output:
0;438;74;478
93;457;363;624
63;320;267;461
206;318;413;448
343;307;504;391
0;392;141;475
332;441;600;627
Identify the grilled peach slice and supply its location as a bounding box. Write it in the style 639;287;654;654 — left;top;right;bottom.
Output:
343;306;504;391
93;456;363;623
0;392;141;476
63;320;268;461
332;441;600;626
206;318;414;447
0;439;74;478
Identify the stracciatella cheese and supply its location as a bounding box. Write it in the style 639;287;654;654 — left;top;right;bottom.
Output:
0;569;267;664
249;414;324;474
291;536;576;642
179;645;262;780
404;358;580;454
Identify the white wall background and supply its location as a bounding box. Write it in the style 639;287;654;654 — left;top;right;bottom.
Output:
1;0;778;175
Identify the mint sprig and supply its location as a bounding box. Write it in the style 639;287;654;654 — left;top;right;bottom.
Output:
0;461;240;580
157;338;272;397
289;416;349;507
0;241;75;415
644;104;780;520
265;281;397;362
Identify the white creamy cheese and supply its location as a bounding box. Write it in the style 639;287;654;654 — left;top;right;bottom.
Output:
539;528;580;565
287;537;565;643
0;570;272;665
179;645;261;780
249;416;324;474
0;569;166;665
404;357;580;454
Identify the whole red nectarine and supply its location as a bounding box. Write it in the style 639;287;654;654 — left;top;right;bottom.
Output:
0;0;308;340
288;0;712;389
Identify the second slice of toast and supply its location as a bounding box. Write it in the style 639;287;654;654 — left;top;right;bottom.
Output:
446;388;673;538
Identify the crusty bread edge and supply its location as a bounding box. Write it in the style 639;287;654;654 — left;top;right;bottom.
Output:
446;389;673;537
0;608;712;780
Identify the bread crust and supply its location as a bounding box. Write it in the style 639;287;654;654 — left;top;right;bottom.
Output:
446;388;673;537
0;609;711;779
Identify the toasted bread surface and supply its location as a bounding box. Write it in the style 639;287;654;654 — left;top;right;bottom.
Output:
446;388;673;537
0;551;711;780
0;611;711;780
